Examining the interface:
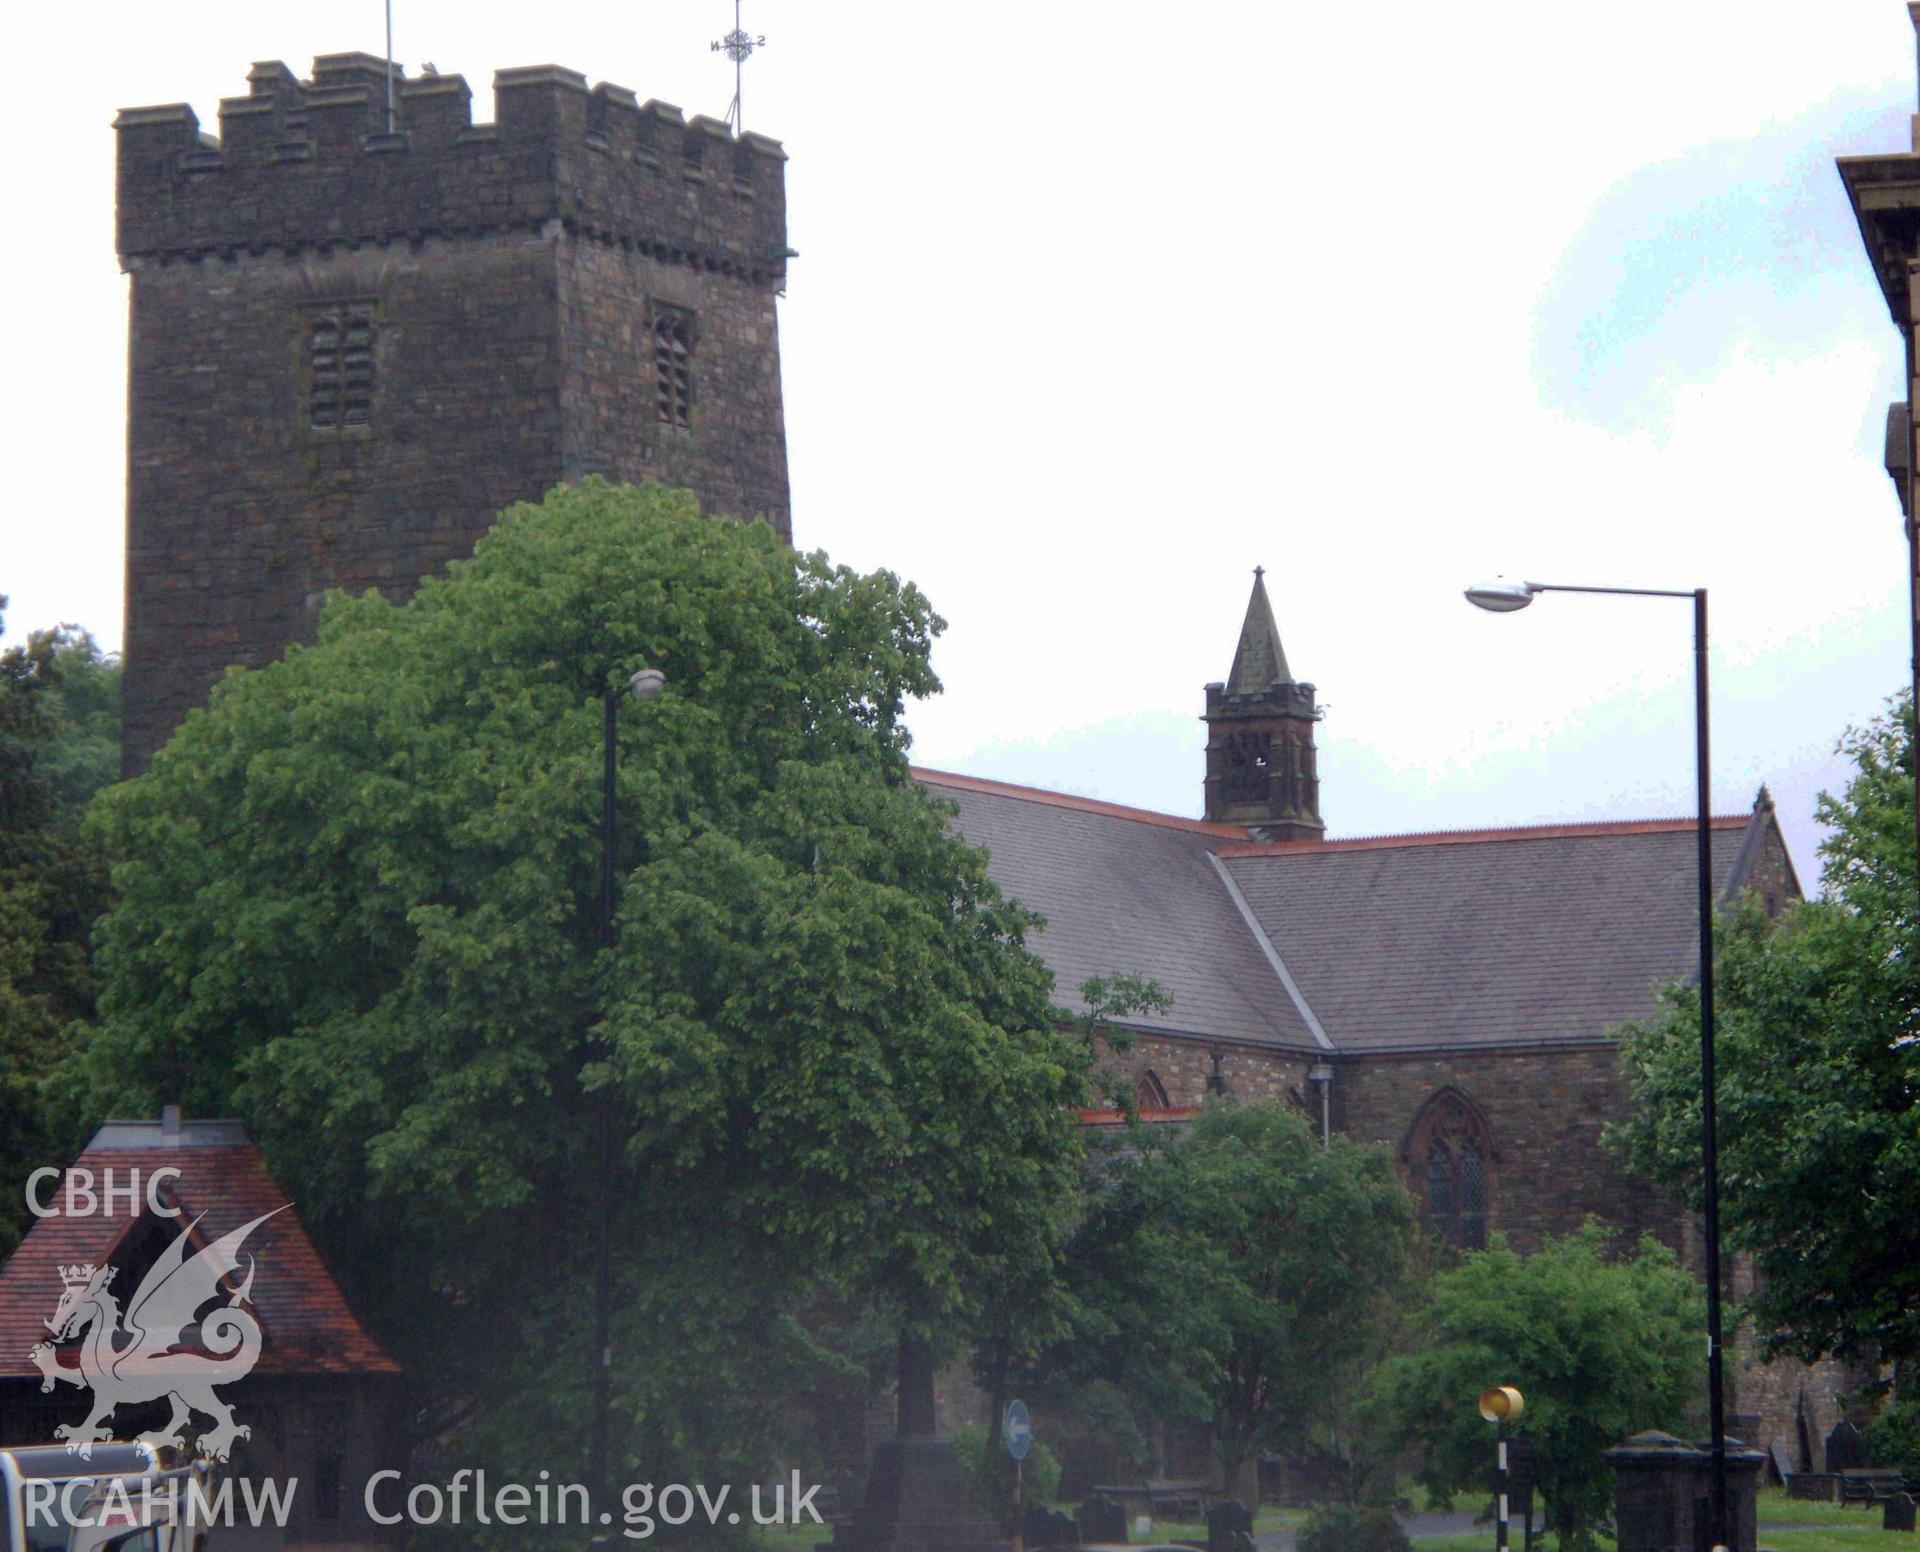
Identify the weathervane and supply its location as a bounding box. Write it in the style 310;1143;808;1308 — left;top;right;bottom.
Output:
710;0;765;135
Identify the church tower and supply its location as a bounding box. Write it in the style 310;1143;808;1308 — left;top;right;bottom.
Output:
115;55;792;772
1203;569;1324;840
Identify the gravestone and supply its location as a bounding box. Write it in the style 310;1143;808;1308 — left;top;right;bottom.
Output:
1828;1422;1868;1474
1024;1507;1078;1547
1076;1495;1128;1544
1207;1501;1254;1552
1769;1442;1794;1488
1886;1495;1917;1534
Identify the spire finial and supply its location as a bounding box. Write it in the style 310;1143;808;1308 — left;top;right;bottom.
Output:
1254;564;1265;580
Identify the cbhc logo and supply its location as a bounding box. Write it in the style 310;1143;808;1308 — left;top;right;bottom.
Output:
25;1168;183;1219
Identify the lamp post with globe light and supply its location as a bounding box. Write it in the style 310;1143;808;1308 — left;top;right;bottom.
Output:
590;665;667;1530
1462;581;1728;1552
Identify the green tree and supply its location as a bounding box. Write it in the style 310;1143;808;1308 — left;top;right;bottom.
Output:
63;482;1093;1496
1612;693;1920;1367
0;608;118;1251
1372;1224;1703;1552
1068;1100;1415;1504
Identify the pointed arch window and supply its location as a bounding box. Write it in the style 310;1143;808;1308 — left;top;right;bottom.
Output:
1404;1088;1492;1250
1135;1070;1170;1110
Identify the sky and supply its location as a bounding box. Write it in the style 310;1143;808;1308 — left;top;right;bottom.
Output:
2;1;1916;890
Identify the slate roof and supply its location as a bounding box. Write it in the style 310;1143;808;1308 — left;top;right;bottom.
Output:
922;768;1785;1057
1221;819;1753;1052
0;1118;397;1379
917;770;1324;1051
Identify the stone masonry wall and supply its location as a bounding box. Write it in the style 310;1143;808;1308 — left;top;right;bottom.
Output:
122;236;566;769
558;237;789;530
117;55;790;771
1105;1034;1320;1111
1334;1043;1685;1253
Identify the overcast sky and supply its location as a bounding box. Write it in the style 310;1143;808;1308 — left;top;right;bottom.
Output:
3;1;1916;889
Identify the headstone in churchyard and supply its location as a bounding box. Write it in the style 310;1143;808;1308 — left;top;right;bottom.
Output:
1076;1495;1127;1544
1828;1421;1868;1474
1885;1494;1917;1534
1769;1441;1794;1487
1207;1501;1254;1552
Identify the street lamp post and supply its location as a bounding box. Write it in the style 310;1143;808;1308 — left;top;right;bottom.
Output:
1464;581;1729;1552
590;665;667;1525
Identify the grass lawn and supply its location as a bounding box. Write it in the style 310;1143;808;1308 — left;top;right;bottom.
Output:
1753;1488;1889;1527
1408;1488;1891;1552
1143;1506;1305;1541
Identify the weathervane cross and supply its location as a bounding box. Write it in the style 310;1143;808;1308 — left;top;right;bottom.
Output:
710;0;766;135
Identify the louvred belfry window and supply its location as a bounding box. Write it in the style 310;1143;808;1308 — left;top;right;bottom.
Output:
308;306;375;430
1223;731;1270;802
651;303;695;428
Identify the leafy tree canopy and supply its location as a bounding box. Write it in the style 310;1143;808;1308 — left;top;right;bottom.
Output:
1613;694;1919;1366
1065;1100;1414;1501
1371;1224;1703;1552
63;483;1092;1485
0;606;118;1251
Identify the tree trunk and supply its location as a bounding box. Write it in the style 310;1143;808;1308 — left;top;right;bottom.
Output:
897;1331;938;1439
1223;1452;1259;1512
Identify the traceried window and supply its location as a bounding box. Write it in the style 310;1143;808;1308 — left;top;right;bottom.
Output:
1426;1139;1455;1227
651;303;696;428
307;305;375;430
1135;1070;1170;1110
1407;1089;1492;1250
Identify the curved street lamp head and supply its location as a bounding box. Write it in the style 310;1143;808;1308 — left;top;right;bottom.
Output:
628;666;667;702
1465;582;1539;614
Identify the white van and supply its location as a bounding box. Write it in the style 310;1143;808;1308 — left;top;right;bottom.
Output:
63;1462;209;1552
0;1444;162;1552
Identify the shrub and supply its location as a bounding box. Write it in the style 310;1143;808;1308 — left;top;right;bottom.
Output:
954;1423;1063;1519
1866;1394;1920;1482
1298;1504;1411;1552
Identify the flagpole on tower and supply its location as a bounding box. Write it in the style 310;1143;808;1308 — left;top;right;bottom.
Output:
384;0;396;133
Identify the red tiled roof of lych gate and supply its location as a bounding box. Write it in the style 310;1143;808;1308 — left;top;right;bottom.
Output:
0;1123;398;1379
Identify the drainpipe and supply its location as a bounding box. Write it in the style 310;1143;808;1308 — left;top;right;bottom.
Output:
1308;1062;1333;1145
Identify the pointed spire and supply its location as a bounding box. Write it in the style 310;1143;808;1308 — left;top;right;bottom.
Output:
1226;566;1293;694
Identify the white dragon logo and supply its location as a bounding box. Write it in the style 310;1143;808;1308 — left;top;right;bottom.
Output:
29;1209;284;1460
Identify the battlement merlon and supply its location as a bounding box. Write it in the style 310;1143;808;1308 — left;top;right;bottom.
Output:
114;56;788;283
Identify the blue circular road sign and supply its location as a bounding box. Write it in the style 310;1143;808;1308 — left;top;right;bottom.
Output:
1004;1399;1032;1461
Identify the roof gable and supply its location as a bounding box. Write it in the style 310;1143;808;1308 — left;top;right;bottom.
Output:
919;771;1322;1051
0;1125;397;1378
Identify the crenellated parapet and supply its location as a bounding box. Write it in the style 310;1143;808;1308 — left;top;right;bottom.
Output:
1205;678;1319;721
115;54;788;281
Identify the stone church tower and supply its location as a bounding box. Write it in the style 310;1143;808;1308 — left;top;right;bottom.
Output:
1202;568;1324;840
115;53;792;772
